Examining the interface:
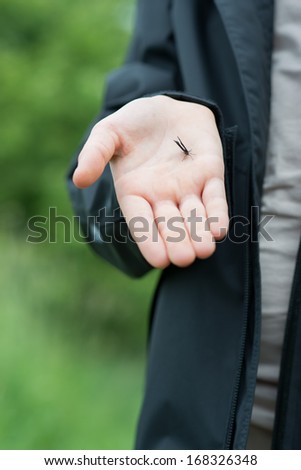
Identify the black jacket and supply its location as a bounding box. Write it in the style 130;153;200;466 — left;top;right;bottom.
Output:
67;0;301;449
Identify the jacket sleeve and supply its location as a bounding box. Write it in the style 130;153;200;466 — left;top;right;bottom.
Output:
66;0;182;278
66;0;232;278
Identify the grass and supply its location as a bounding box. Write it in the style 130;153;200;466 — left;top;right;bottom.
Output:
0;231;159;449
0;0;161;449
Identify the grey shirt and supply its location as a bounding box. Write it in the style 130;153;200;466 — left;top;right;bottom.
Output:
251;0;301;432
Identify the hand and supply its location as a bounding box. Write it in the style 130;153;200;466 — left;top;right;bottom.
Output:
73;96;229;268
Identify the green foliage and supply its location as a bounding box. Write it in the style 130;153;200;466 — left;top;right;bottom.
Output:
0;0;160;449
0;240;145;448
0;0;135;218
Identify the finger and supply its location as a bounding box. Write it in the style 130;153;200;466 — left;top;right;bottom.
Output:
73;120;119;189
119;195;169;269
202;177;229;240
154;200;196;267
180;195;216;259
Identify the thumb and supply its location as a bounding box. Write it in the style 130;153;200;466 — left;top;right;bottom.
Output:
72;119;120;188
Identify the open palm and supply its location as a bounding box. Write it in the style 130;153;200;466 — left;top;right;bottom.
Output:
73;96;229;268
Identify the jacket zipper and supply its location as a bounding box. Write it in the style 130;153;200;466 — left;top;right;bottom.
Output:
225;237;251;449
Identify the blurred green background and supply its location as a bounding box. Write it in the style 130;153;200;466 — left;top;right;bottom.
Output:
0;0;159;449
